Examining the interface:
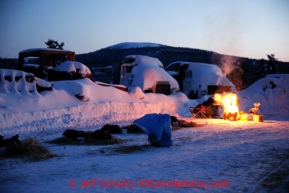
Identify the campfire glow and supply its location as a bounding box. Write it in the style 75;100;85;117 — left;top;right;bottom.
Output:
214;93;239;121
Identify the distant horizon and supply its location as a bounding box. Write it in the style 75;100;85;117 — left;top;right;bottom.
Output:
2;41;287;63
1;0;289;62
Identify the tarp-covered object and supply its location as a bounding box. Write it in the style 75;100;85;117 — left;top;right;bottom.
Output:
133;113;173;147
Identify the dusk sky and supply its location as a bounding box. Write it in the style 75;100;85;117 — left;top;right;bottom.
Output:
1;0;289;62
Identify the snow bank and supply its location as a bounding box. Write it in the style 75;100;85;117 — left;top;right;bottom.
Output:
1;68;288;137
0;99;193;137
238;76;289;116
0;69;193;136
128;86;145;99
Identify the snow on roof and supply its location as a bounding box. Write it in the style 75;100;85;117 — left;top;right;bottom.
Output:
23;63;39;68
182;62;222;75
131;62;179;91
171;61;235;90
187;62;233;86
107;42;165;49
167;71;178;76
123;55;164;67
266;74;289;78
53;61;91;77
19;48;73;54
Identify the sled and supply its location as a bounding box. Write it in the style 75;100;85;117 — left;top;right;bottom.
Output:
189;105;211;118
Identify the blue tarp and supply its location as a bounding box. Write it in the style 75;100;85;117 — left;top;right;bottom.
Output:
133;113;173;147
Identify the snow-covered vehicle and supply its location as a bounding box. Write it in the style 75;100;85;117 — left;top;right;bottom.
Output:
18;48;76;78
0;69;53;94
165;61;236;99
48;61;92;81
119;55;179;95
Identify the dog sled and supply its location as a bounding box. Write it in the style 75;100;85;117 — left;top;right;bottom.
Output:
189;97;221;118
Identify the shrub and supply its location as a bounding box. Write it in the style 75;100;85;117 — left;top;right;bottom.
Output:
4;138;57;161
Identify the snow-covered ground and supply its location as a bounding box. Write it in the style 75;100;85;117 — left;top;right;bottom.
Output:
1;119;288;193
0;69;289;192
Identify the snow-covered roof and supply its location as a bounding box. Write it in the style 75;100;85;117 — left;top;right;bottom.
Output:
266;74;289;78
183;62;224;77
131;63;179;91
23;63;39;68
19;48;73;54
122;55;163;68
169;61;235;89
166;71;178;76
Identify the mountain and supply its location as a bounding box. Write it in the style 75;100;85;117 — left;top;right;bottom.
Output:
1;42;288;90
75;42;289;90
106;42;166;49
76;42;246;89
76;42;225;68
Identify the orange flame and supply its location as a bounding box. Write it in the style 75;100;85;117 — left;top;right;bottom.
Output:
214;93;239;119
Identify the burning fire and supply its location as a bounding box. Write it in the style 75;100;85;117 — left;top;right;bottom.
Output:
214;92;239;121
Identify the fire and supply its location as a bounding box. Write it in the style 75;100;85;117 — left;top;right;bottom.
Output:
214;93;239;121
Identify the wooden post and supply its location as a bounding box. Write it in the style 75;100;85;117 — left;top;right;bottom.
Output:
39;52;45;78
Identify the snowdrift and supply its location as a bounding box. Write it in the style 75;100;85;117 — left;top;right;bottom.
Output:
238;75;289;116
0;69;195;136
1;68;289;138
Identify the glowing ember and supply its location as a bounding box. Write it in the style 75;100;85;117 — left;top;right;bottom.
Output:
214;93;239;121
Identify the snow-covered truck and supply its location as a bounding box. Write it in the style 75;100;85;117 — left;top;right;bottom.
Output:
165;61;236;99
119;55;179;95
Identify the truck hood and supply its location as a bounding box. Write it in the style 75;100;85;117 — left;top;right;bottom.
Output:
131;63;179;91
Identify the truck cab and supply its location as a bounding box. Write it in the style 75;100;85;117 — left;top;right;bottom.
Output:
119;55;179;95
165;61;235;99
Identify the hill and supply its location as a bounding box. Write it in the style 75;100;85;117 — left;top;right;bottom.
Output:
75;42;289;90
76;42;231;67
1;42;289;90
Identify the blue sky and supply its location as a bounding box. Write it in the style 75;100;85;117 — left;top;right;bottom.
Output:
1;0;289;62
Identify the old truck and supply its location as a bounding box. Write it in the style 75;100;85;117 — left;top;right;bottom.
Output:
118;55;179;95
165;61;236;99
18;48;76;78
